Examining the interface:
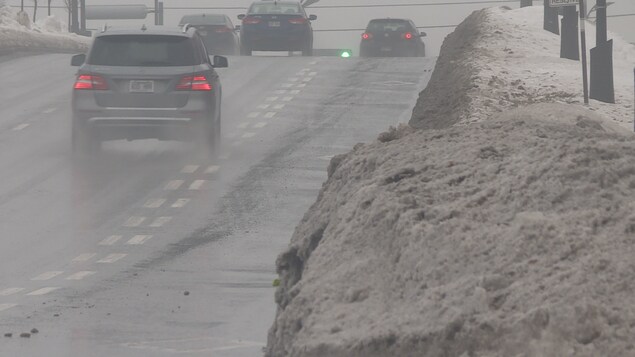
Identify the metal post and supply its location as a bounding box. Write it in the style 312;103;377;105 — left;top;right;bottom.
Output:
590;0;615;103
80;0;86;34
579;0;589;105
154;0;159;25
70;0;79;34
560;5;579;60
158;2;164;25
520;0;532;7
596;0;607;43
544;0;559;35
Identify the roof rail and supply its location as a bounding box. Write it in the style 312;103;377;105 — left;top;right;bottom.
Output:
182;23;192;33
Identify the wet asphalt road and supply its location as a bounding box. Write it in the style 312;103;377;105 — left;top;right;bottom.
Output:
0;53;434;356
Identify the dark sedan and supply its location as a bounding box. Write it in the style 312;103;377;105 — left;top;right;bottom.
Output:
179;14;240;56
238;1;316;56
360;18;426;58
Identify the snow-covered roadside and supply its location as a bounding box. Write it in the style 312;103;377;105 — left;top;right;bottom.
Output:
0;5;89;55
266;6;635;357
411;6;635;131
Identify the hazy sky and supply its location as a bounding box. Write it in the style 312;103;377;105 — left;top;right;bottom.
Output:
7;0;635;56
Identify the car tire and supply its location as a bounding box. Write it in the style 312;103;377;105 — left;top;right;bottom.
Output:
72;122;100;158
302;41;313;57
240;43;252;56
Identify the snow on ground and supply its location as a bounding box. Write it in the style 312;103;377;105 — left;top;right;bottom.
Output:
0;5;89;55
266;6;635;357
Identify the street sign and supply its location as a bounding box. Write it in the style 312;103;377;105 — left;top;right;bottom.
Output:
549;0;579;7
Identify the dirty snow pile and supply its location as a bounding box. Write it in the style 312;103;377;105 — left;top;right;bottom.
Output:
411;6;635;131
0;5;89;54
266;6;635;357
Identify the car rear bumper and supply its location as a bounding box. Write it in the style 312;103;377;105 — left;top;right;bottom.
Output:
360;42;421;57
242;31;309;51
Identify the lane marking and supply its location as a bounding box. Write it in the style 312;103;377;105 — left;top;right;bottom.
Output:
149;216;172;227
237;122;249;129
253;122;268;129
12;124;30;131
97;253;128;264
309;61;318;65
247;112;261;118
241;132;256;139
66;271;96;280
172;198;190;208
0;304;17;312
288;77;299;82
205;165;220;174
274;90;287;95
264;112;277;119
144;198;166;209
31;271;63;281
302;77;313;82
273;104;285;110
124;216;146;227
181;165;200;174
42;107;57;114
189;180;208;190
127;235;153;245
282;96;294;102
280;83;293;88
0;288;25;297
165;180;184;190
26;287;60;296
296;83;307;88
72;253;97;263
100;235;122;246
290;90;301;95
265;97;279;102
308;71;317;76
256;104;270;110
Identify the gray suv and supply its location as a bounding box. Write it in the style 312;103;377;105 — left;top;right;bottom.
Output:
71;25;228;155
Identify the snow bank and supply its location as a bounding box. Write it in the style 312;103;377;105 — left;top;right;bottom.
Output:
266;6;635;357
410;6;635;131
0;5;89;55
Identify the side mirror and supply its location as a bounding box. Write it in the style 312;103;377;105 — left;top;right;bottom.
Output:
419;32;427;37
71;53;86;66
309;14;317;21
237;14;245;20
213;55;228;68
235;25;241;31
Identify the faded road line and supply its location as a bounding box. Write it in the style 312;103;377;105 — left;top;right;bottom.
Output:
127;235;153;245
0;288;25;297
12;123;30;131
0;304;17;312
72;253;97;263
172;198;190;208
66;271;96;280
100;235;122;246
149;216;172;227
97;254;128;264
31;271;63;281
124;216;146;227
165;180;185;190
26;287;60;296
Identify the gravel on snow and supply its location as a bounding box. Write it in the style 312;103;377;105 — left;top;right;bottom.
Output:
266;6;635;357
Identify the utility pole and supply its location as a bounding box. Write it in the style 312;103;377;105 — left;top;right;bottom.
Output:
70;0;79;34
589;0;615;103
80;0;86;33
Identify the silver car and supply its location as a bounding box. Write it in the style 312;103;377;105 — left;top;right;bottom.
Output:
71;25;228;156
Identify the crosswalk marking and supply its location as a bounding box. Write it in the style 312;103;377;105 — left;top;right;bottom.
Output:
149;216;172;227
66;271;95;280
127;235;153;245
97;254;128;264
31;271;63;281
0;288;25;297
72;253;96;262
100;235;122;246
26;287;60;296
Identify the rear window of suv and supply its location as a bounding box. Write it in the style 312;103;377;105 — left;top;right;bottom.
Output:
89;35;197;67
249;3;301;14
367;20;410;33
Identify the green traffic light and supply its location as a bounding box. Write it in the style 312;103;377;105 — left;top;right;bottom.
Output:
340;51;351;58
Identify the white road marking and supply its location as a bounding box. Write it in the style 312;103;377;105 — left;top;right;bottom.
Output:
265;96;279;102
42;107;57;114
0;288;25;297
165;180;184;190
0;304;17;312
253;122;268;129
204;165;220;174
31;271;63;281
72;253;96;263
149;216;172;227
12;123;29;131
296;83;307;88
309;61;318;65
97;253;128;264
237;122;249;129
144;198;166;209
308;71;317;76
172;198;190;208
264;112;277;119
26;287;60;296
274;90;287;95
241;132;256;139
66;271;96;280
124;216;146;227
280;83;293;88
273;104;285;110
282;96;294;102
181;165;200;174
288;77;299;82
247;112;261;118
189;180;208;190
302;77;313;82
100;235;122;246
256;104;270;109
127;235;153;245
290;90;301;95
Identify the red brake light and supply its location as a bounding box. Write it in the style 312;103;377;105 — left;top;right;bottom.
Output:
177;75;212;91
403;32;414;40
288;17;307;25
362;33;372;40
242;16;262;25
73;74;108;90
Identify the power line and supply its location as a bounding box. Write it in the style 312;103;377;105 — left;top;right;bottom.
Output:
162;1;517;11
315;25;458;32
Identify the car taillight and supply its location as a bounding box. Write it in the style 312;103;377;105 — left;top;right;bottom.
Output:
242;16;261;25
73;74;108;90
176;75;212;91
288;17;307;25
215;27;233;33
403;32;414;40
361;33;373;40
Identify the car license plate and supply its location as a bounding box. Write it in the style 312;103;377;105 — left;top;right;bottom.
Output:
129;80;154;93
269;21;281;27
380;47;392;52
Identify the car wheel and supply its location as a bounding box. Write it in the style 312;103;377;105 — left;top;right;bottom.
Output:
302;41;313;57
72;122;100;157
240;43;252;56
